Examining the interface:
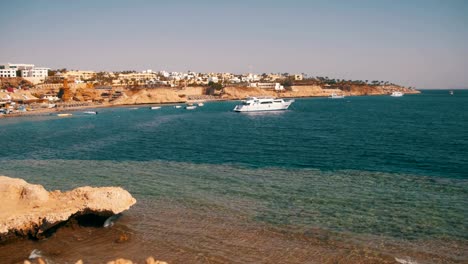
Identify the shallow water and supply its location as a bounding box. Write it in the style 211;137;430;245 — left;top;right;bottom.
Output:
0;90;467;263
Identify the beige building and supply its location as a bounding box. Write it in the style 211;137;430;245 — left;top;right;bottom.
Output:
249;82;284;91
118;72;157;84
265;74;283;81
62;70;96;81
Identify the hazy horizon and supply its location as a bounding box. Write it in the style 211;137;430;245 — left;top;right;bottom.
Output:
1;0;467;89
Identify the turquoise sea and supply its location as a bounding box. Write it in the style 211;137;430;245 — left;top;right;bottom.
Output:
0;90;467;263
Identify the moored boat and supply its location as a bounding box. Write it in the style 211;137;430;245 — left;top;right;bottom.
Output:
390;91;404;97
150;106;161;110
83;111;97;115
57;113;72;117
233;97;294;112
185;105;197;110
329;93;345;99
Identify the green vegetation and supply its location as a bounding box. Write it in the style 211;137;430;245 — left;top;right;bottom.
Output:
208;81;223;90
280;78;293;88
295;76;397;87
206;81;224;95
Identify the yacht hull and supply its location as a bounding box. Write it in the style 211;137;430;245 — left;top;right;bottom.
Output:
233;97;294;112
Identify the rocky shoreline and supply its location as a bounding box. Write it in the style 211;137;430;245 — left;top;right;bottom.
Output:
0;176;136;241
24;256;167;264
0;176;172;263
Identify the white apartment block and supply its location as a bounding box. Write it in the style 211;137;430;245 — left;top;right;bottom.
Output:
21;68;49;78
0;63;49;78
0;69;17;77
208;76;219;83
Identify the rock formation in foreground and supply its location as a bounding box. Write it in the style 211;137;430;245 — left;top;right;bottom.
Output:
0;176;136;241
24;256;168;264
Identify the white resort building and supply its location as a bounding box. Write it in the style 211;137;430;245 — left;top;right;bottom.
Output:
0;63;49;82
249;82;284;91
0;69;17;77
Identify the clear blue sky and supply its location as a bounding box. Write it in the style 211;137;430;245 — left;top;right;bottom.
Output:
1;0;467;88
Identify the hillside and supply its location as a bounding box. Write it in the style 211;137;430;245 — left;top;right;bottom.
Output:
2;80;420;109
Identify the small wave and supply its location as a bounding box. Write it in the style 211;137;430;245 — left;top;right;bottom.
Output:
395;257;419;264
29;249;43;259
104;213;122;228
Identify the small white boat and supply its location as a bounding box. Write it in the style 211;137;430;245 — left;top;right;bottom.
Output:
174;105;182;109
185;105;197;110
57;113;72;117
390;91;404;97
198;102;204;107
449;90;454;95
83;111;97;115
329;93;345;99
150;106;161;110
233;97;294;112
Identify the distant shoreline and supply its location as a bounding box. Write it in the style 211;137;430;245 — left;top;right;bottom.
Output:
0;91;420;119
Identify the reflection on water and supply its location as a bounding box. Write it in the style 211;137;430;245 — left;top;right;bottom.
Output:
238;110;288;117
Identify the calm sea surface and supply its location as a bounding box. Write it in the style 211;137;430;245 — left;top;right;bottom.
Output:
0;90;467;263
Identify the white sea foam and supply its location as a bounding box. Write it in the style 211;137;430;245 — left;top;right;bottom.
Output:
28;249;42;259
104;213;122;228
395;257;419;264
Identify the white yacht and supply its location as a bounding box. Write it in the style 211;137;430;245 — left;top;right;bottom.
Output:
329;93;345;99
150;106;161;110
390;91;404;97
233;97;294;112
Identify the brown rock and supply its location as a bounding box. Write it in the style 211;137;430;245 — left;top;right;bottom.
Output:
116;233;130;243
0;176;136;241
107;258;133;264
146;256;168;264
0;177;49;204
